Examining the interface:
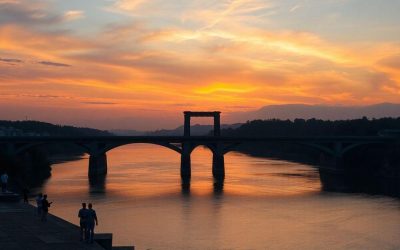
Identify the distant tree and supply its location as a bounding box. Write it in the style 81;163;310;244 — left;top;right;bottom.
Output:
0;120;112;136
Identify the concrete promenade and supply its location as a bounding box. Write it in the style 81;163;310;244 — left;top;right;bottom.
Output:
0;201;106;250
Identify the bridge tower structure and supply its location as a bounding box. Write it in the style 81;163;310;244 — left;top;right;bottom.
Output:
181;111;224;181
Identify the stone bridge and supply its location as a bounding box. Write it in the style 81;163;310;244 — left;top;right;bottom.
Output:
0;111;398;181
0;135;397;181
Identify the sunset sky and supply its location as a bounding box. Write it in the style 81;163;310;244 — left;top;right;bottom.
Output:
1;0;400;130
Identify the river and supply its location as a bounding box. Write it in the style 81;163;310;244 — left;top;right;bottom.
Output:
35;144;400;249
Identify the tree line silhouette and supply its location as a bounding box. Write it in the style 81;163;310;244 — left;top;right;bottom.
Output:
218;117;400;163
221;117;400;137
0;120;111;137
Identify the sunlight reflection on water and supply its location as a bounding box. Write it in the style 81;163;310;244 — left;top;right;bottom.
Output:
36;144;400;250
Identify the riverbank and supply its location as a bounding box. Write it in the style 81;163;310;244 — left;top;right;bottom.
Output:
0;201;134;250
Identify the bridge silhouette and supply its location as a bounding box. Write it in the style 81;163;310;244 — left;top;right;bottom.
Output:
0;111;398;182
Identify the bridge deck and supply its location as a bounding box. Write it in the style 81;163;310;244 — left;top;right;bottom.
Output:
0;135;397;143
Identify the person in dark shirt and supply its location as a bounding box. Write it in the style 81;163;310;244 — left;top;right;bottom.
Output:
41;194;52;222
86;203;98;243
78;203;88;241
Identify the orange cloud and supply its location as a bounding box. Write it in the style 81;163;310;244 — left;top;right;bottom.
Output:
0;0;399;129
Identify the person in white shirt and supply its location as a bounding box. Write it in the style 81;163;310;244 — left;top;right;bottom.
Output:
35;193;43;216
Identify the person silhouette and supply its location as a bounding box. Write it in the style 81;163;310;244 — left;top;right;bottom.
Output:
41;194;52;222
78;203;88;241
1;172;8;193
86;203;98;243
35;193;43;216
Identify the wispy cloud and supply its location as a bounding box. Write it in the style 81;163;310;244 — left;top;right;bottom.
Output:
63;10;85;21
0;57;22;63
289;4;301;12
379;54;400;70
0;0;62;26
199;0;274;30
20;94;65;99
112;0;146;12
38;61;71;67
82;101;117;105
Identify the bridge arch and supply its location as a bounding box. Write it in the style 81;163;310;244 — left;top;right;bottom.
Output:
99;142;182;155
184;142;245;156
88;142;183;178
1;141;91;156
213;140;392;163
340;142;387;156
187;143;217;155
295;142;336;157
297;141;389;158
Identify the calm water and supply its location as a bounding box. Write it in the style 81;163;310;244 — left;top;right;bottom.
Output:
36;144;400;249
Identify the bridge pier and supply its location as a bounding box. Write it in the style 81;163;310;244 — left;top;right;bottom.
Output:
212;143;225;181
333;156;345;170
89;153;108;177
180;143;191;181
320;154;345;172
318;142;346;172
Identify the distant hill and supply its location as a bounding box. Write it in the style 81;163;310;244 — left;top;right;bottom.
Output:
147;123;242;136
230;103;400;122
0;120;112;136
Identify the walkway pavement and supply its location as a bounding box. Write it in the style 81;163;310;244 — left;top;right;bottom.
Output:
0;201;105;250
